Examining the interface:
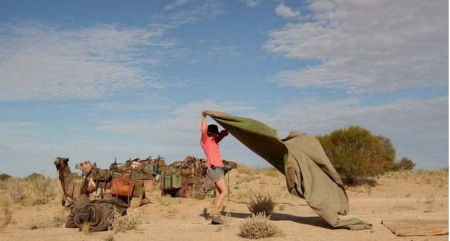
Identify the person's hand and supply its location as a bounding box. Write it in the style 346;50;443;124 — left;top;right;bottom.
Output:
202;111;207;117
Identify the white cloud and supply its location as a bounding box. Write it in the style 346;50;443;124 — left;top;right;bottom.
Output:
152;0;224;33
164;0;190;11
96;100;255;164
95;97;449;169
1;97;447;176
275;3;300;19
242;0;262;8
0;24;165;101
266;0;448;92
0;1;224;102
97;100;252;143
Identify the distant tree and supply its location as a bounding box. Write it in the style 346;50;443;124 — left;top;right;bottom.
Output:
24;172;45;181
317;126;396;185
0;173;11;181
393;157;416;171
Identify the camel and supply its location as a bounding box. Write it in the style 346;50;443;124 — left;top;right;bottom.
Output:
75;160;99;196
54;157;84;207
75;160;149;208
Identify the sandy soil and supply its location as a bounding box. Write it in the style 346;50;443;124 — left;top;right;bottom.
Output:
0;169;447;241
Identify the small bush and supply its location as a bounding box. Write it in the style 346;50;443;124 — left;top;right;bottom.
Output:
0;173;11;181
239;214;282;239
24;173;45;181
393;157;416;171
247;193;276;217
111;209;141;233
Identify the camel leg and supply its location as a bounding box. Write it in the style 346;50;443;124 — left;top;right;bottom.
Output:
129;181;144;208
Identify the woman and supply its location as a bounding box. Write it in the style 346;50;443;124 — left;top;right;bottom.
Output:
200;111;229;224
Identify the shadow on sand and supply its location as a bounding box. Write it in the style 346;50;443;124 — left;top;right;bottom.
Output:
224;211;331;229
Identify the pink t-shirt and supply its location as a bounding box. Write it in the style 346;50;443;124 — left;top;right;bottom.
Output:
200;127;228;168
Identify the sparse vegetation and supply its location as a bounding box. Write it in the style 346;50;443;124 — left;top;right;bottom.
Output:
0;173;11;181
7;180;26;203
239;214;282;239
30;175;55;205
0;195;12;230
247;193;276;217
260;168;279;177
393;157;416;171
111;209;142;233
236;165;255;175
317;126;396;185
2;174;59;206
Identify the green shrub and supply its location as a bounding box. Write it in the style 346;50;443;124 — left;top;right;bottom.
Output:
0;173;11;181
317;126;395;184
393;157;416;171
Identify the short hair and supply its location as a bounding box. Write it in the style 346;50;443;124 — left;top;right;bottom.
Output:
207;124;219;134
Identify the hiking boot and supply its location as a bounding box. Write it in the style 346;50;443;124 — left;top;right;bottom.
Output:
210;207;221;218
211;216;224;225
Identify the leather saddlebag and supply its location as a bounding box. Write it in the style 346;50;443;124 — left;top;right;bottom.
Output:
111;176;135;197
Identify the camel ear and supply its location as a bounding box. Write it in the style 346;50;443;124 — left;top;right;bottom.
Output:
64;158;69;163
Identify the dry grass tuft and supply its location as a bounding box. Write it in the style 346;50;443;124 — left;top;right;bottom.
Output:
29;175;56;205
239;214;282;239
247;193;276;217
236;165;256;175
0;195;12;230
7;179;26;203
111;209;142;233
260;168;280;177
3;175;60;206
82;223;91;235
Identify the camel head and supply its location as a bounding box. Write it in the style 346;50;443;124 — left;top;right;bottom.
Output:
54;157;69;173
75;160;94;175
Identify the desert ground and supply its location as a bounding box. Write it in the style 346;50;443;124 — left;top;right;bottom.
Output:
0;166;448;241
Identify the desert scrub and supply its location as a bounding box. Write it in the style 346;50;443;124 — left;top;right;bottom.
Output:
239;214;282;239
0;195;12;230
5;175;59;205
6;179;26;203
29;175;57;205
236;165;254;175
247;193;276;217
111;209;142;233
261;168;279;177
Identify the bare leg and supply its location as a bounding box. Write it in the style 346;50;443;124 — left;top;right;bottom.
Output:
213;177;228;216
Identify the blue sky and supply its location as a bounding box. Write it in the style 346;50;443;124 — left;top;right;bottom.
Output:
0;0;448;177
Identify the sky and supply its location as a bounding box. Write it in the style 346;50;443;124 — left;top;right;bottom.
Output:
0;0;448;177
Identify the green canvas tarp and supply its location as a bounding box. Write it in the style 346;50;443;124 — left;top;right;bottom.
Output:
204;110;371;230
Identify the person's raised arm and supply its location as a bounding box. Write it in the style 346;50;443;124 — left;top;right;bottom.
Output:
215;129;229;143
201;112;207;135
